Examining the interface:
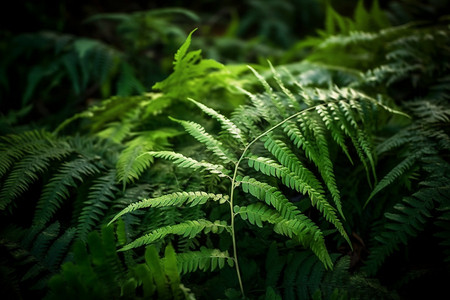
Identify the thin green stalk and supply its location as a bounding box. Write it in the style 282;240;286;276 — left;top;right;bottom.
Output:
227;106;318;298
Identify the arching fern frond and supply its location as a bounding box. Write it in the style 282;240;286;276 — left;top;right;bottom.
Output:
120;219;230;251
144;151;231;178
33;157;100;226
0;130;57;177
109;192;228;225
76;170;119;241
169;117;237;163
116;129;180;186
188;98;247;145
235;203;332;269
0;141;71;211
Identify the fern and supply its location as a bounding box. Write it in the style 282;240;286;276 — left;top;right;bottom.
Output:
176;247;234;274
33;157;100;226
0;132;71;211
109;192;227;224
0;222;76;293
120;219;229;251
76;170;119;241
144;151;231;178
109;44;403;296
169;117;237;163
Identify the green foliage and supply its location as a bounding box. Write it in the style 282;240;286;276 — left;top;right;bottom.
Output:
46;226;194;300
1;2;449;298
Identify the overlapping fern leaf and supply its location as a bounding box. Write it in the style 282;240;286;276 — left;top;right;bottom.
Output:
261;243;396;300
363;98;450;276
109;61;401;279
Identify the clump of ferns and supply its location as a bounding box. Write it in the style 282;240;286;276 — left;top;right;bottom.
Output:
361;96;450;278
108;63;405;297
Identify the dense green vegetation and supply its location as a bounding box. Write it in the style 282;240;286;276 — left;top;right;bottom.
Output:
1;1;449;299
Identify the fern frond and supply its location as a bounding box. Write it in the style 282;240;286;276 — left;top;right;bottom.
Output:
116;129;180;186
109;192;228;225
120;219;230;251
238;175;302;220
188;98;246;145
300;113;342;217
0;146;71;211
235;203;332;269
241;161;348;244
176;247;234;274
170;117;237;163
262;136;324;192
144;151;231;178
365;152;422;207
17;222;75;288
0;130;57;177
33;157;100;226
76;170;119;241
363;194;435;276
152;29;224;98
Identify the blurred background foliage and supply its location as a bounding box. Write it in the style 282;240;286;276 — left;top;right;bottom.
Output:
1;0;449;132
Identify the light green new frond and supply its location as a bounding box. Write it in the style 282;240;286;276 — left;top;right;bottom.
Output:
268;61;301;111
145;151;230;177
109;192;228;225
121;219;229;251
188;98;246;145
170;117;237;163
174;29;196;66
176;247;234;274
116;129;180;186
33;157;100;226
153;29;224;97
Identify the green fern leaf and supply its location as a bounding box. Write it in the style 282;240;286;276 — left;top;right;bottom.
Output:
188;98;246;145
33;157;100;226
76;171;119;241
109;192;228;225
238;175;302;220
116;129;181;186
144;151;231;177
364;194;435;275
169;117;237;163
0;146;71;211
262;136;324;193
365;152;422;207
0;130;57;177
121;219;230;251
235;203;332;269
176;247;234;274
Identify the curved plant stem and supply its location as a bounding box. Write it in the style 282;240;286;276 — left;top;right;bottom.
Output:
228;106;317;298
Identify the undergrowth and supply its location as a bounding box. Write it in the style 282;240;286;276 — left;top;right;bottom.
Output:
0;1;449;299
